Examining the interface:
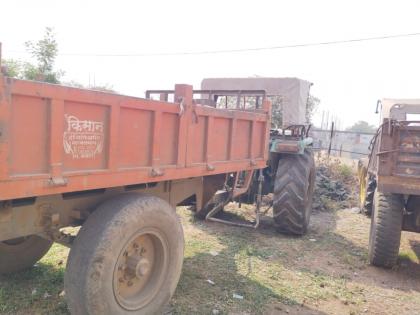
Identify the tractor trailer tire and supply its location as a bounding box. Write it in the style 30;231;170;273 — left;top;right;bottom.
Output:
65;194;184;315
0;235;53;274
368;189;404;268
273;149;315;235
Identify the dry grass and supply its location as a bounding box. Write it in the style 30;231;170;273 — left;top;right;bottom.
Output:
1;206;419;315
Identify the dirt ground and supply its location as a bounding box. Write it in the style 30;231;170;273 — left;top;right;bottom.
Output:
0;203;419;315
262;208;420;315
171;205;420;315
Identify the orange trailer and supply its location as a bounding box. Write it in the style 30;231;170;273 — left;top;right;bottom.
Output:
0;71;270;314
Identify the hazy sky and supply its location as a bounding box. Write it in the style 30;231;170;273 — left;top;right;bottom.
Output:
1;0;420;128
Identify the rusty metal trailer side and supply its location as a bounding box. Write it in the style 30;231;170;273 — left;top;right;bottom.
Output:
372;119;420;195
0;76;270;201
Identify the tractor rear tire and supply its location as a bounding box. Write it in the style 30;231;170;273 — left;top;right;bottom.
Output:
368;189;404;268
65;194;184;315
273;149;315;235
0;235;53;274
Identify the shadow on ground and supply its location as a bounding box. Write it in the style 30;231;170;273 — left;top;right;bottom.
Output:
171;207;347;314
0;261;68;315
409;239;420;259
171;212;329;315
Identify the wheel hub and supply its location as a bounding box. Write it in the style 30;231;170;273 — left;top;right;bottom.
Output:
116;238;154;288
113;229;168;311
126;256;151;278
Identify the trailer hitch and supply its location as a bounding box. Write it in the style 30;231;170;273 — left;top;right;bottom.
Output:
205;170;264;229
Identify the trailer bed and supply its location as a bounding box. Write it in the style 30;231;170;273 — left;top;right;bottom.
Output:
0;76;270;200
377;120;420;194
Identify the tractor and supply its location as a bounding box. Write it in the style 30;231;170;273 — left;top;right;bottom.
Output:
196;77;316;235
359;99;420;267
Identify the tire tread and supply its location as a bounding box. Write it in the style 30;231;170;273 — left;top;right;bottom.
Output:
369;191;403;268
273;149;315;235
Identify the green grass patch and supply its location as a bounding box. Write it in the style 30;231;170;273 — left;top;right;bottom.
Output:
0;244;69;315
399;249;419;263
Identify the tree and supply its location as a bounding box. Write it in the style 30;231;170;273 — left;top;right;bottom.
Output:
63;80;116;93
306;95;320;123
1;59;21;78
269;95;284;128
1;27;63;83
1;29;115;92
88;84;115;93
346;120;376;133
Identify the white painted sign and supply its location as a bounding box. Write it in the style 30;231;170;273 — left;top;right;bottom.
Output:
63;115;104;159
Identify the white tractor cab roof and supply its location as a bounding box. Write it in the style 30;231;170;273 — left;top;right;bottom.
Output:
201;77;312;126
380;99;420;121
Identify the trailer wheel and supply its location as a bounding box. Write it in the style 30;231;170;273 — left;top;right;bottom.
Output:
65;194;184;315
0;235;52;274
273;149;315;235
368;189;403;268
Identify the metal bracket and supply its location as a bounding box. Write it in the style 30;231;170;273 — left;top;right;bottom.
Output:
150;168;164;177
48;177;68;187
205;170;264;229
207;164;215;171
69;209;90;220
46;229;76;248
376;149;400;156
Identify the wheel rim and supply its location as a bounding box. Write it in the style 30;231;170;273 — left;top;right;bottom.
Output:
113;228;169;311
